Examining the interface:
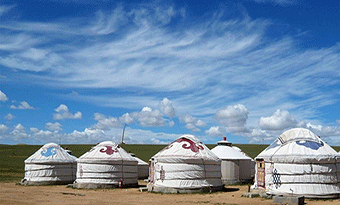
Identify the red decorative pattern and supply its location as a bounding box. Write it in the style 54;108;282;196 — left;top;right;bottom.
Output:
160;166;165;182
176;138;204;153
99;146;119;155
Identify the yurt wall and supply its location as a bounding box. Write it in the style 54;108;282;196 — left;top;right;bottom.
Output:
252;128;340;198
148;134;223;193
22;143;77;185
74;141;138;189
211;138;255;185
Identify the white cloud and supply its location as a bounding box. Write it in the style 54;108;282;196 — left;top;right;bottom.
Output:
10;124;29;140
205;126;224;136
4;113;14;120
133;107;165;127
92;113;121;130
169;120;175;127
0;90;8;101
10;101;34;110
53;104;82;120
0;124;9;133
196;120;206;127
259;109;297;130
246;128;278;143
159;98;176;117
69;128;107;143
45;122;62;131
119;113;134;124
179;114;206;132
215;104;250;133
300;121;340;139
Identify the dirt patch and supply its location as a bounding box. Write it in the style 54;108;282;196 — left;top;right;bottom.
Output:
0;182;339;205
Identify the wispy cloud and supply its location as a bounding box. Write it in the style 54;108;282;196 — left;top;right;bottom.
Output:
0;3;339;144
250;0;295;6
0;5;15;17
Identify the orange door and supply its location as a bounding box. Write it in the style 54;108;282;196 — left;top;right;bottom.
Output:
256;160;265;188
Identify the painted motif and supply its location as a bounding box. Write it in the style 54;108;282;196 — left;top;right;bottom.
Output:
273;168;281;189
160;166;165;182
41;147;57;157
176;138;204;153
99;145;119;155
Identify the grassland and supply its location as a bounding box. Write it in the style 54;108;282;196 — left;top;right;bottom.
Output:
1;143;339;182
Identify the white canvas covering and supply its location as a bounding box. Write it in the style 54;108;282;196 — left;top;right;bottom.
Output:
74;141;138;188
130;153;149;179
23;143;77;185
148;134;223;193
252;128;340;198
211;138;255;184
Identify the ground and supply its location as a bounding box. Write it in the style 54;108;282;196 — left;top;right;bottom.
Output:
0;181;339;205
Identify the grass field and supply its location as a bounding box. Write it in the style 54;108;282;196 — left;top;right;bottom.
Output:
1;143;339;183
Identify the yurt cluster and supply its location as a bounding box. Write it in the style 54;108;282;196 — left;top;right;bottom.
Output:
22;128;340;198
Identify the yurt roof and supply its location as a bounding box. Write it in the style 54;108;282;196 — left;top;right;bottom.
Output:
256;128;338;163
25;142;77;164
152;134;220;162
77;141;138;163
129;153;148;165
211;141;252;160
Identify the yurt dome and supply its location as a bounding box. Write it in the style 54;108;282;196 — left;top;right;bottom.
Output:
74;141;138;188
130;153;149;179
22;142;77;185
211;137;255;184
148;134;223;193
252;128;340;198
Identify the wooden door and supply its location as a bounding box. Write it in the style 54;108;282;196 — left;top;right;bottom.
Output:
256;159;265;188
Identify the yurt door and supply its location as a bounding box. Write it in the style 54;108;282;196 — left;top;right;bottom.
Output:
256;159;265;188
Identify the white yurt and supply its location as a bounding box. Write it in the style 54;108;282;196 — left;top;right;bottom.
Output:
74;141;138;188
211;137;255;185
148;134;223;193
130;153;149;179
252;128;340;198
22;142;77;185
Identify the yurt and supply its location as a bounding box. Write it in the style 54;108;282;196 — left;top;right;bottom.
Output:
252;128;340;198
130;153;149;179
74;141;138;188
211;137;255;185
22;142;77;185
148;134;223;193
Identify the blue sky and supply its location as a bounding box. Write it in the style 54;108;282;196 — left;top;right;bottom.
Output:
0;0;339;145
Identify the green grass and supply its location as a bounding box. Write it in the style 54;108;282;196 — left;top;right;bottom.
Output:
0;143;339;183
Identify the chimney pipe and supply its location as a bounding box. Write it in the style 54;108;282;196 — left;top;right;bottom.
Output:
223;136;226;141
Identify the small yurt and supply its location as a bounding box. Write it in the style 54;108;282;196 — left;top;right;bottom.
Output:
148;134;223;193
74;141;138;188
252;128;340;198
22;142;77;185
130;153;149;179
211;137;255;185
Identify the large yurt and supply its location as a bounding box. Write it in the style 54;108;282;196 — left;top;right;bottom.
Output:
74;141;138;188
148;134;223;193
252;128;340;198
130;153;149;179
22;142;77;185
211;137;255;185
